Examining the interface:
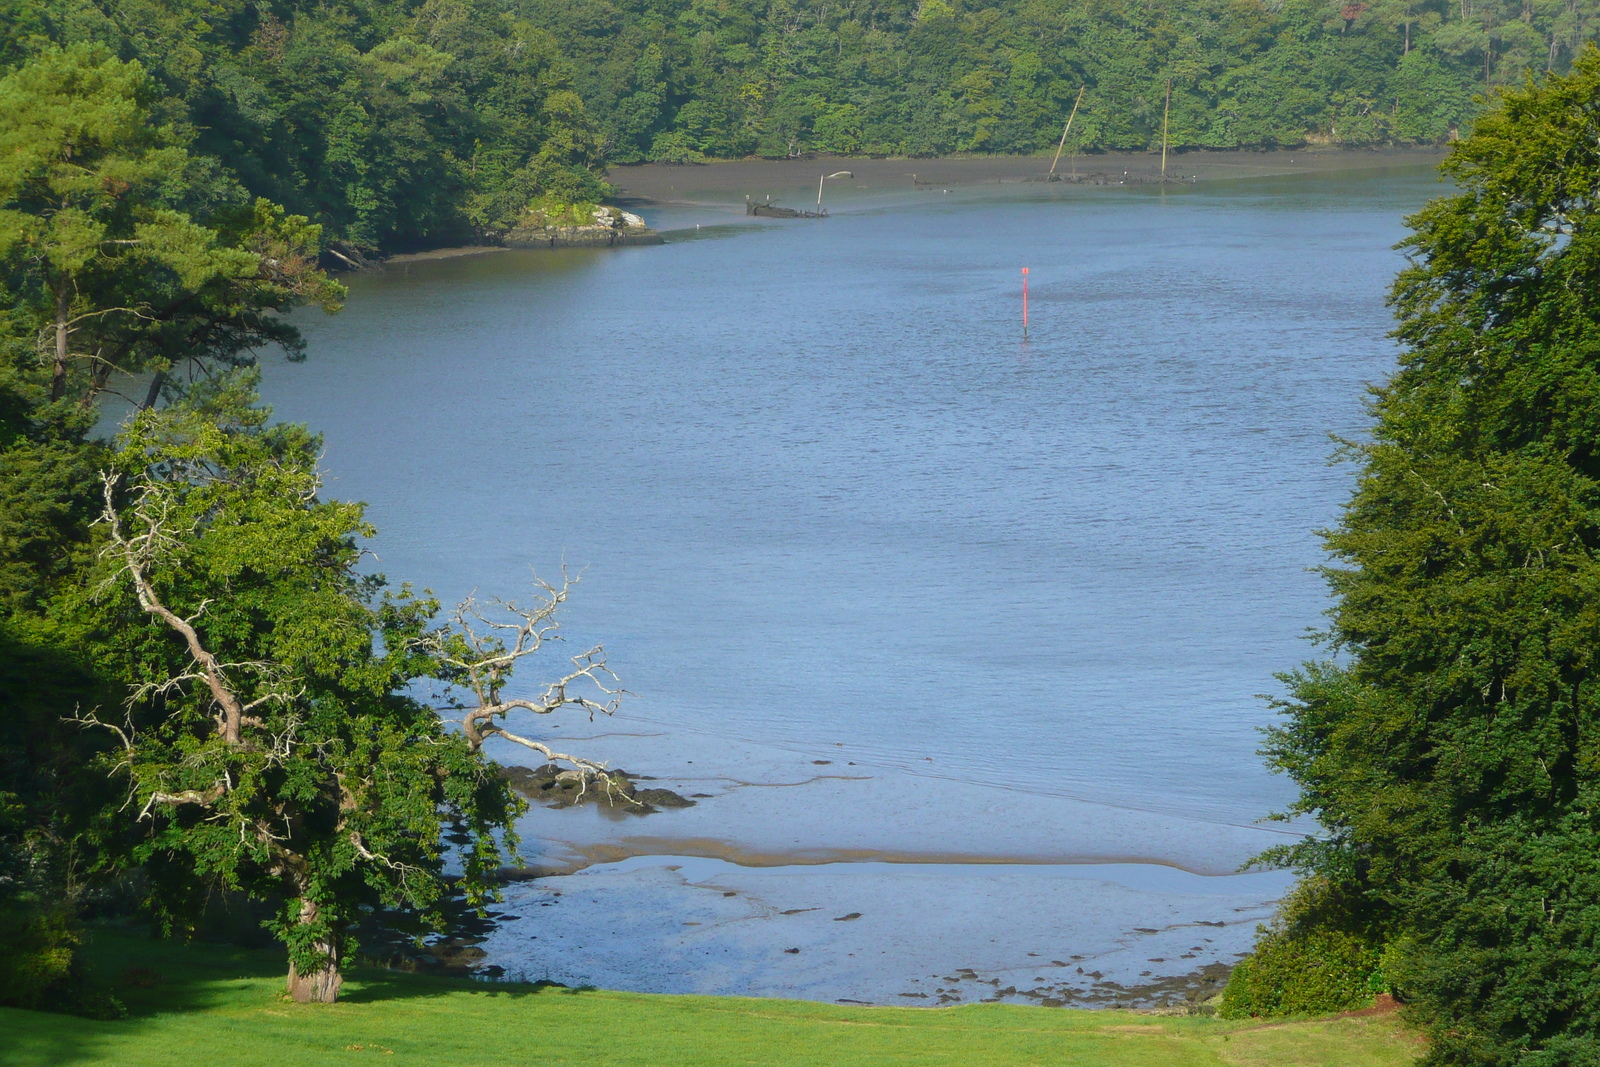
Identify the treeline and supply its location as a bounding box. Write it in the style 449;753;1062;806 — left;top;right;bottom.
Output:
4;0;1599;255
0;0;612;254
534;0;1556;160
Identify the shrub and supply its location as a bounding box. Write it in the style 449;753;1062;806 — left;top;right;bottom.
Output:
1219;879;1385;1018
0;904;81;1009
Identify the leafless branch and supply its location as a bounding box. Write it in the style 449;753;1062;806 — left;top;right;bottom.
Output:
140;780;228;820
97;473;305;745
418;572;633;798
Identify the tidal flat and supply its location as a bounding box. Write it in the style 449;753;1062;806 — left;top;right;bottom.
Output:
267;162;1448;1002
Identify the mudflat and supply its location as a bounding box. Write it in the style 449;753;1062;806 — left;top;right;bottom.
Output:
606;147;1448;205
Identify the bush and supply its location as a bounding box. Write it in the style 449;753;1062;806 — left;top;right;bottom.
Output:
1218;879;1386;1018
0;904;81;1009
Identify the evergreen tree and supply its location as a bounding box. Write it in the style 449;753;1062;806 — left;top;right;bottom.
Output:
0;45;344;411
1249;44;1600;1065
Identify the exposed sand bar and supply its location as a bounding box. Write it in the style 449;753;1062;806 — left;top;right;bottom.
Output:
608;147;1448;206
498;728;1302;881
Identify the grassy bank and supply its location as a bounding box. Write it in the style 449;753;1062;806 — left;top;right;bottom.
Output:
2;931;1422;1067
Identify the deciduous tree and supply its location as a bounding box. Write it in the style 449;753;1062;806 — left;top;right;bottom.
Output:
71;378;597;1002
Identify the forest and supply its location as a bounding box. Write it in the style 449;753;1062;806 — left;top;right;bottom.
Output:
0;0;1591;254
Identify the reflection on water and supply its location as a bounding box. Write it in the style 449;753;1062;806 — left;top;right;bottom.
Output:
264;168;1441;865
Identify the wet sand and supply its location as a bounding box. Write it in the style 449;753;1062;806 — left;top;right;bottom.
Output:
607;147;1448;207
381;245;511;266
481;726;1299;1006
495;726;1302;881
480;854;1291;1009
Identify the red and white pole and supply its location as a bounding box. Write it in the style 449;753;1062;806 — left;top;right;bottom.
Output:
1021;267;1029;339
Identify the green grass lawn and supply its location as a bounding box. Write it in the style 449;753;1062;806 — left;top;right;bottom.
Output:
1;931;1423;1067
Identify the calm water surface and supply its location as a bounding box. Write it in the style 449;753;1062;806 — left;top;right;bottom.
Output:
264;168;1442;865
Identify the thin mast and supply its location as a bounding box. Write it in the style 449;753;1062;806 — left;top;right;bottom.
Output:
1048;86;1087;180
1161;77;1172;182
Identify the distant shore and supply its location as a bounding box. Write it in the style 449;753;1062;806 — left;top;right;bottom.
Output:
359;147;1447;267
606;146;1449;206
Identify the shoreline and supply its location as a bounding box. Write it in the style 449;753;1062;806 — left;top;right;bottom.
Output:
480;852;1291;1010
351;147;1448;267
605;146;1448;206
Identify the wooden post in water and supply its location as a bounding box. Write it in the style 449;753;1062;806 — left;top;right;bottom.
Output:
1048;87;1086;181
817;173;825;214
1161;78;1172;183
1022;267;1029;339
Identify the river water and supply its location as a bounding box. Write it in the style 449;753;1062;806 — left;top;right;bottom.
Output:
263;164;1444;1004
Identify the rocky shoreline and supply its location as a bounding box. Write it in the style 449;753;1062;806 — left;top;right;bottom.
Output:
504;204;663;249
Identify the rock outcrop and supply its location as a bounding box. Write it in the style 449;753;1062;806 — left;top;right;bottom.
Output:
505;205;663;248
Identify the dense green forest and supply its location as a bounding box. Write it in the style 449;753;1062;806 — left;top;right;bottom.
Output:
1;0;1595;253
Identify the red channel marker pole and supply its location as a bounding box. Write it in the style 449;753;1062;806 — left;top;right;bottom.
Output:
1021;267;1029;339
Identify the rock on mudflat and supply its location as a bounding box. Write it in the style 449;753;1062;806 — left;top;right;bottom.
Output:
500;763;696;813
505;205;663;249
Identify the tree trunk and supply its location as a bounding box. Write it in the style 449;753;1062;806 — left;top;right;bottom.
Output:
50;280;69;402
285;898;342;1003
288;950;342;1003
141;369;166;410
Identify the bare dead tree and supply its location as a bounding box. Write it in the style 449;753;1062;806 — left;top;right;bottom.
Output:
424;570;634;803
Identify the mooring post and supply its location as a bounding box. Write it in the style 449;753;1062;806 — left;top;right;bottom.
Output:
1022;267;1029;339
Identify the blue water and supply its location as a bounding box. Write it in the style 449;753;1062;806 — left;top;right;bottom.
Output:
264;167;1441;859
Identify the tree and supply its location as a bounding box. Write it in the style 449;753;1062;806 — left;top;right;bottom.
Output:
67;379;549;1002
0;45;342;410
1247;45;1600;1063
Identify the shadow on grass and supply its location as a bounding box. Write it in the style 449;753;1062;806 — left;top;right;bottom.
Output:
337;968;597;1005
0;926;590;1067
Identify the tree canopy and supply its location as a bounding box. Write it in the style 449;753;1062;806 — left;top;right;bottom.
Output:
0;46;630;1006
1;0;1596;255
1240;45;1600;1065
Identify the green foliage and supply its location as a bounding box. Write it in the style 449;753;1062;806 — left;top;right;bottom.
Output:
0;46;345;409
0;0;1589;258
1260;45;1600;1065
1220;879;1386;1018
65;374;522;991
515;195;601;229
0;0;612;253
523;0;1550;163
0;904;80;1009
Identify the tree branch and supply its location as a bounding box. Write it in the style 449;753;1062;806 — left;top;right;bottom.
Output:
100;473;249;744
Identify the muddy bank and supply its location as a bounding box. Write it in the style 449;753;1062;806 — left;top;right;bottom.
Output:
607;147;1447;206
909;960;1232;1012
477;855;1292;1009
566;837;1227;874
377;245;512;266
